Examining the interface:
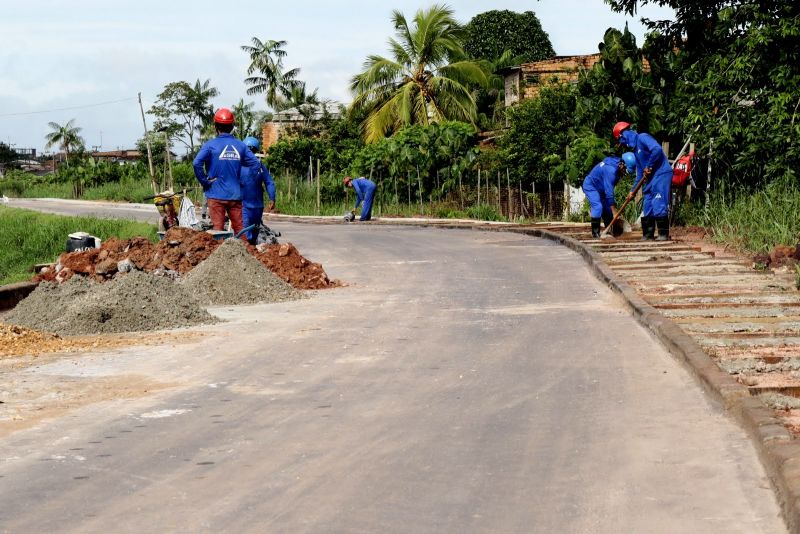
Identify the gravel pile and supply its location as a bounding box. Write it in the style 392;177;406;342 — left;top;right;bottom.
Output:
6;271;215;336
182;239;304;306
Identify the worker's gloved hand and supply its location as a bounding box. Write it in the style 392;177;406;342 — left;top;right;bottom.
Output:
642;167;653;182
268;201;276;212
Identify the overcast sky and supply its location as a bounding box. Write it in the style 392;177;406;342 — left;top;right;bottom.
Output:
0;0;674;154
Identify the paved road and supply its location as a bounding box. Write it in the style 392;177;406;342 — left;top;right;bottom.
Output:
0;202;786;532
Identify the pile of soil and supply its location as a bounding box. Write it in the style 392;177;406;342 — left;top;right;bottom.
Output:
182;239;304;306
254;243;342;289
6;271;214;336
753;244;800;269
38;227;221;283
34;227;340;291
0;323;151;359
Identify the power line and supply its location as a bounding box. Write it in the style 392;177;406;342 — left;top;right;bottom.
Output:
0;97;138;118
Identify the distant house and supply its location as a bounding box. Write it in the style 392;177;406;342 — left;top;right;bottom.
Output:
502;53;651;107
502;54;602;106
90;149;142;164
261;101;345;151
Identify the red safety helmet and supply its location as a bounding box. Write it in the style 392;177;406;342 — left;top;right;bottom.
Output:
613;121;631;140
213;108;235;125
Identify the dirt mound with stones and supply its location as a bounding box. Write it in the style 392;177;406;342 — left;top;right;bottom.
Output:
37;227;221;283
182;239;304;306
753;244;800;270
7;271;215;336
34;227;339;291
254;243;342;289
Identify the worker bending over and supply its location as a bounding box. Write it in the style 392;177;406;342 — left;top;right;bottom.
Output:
344;176;376;222
241;136;276;245
582;152;636;238
614;122;673;241
193;108;261;240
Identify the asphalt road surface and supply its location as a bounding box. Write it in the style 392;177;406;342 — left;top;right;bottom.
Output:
0;200;786;532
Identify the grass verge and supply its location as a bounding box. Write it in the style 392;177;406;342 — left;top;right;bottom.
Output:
0;206;157;285
684;178;800;254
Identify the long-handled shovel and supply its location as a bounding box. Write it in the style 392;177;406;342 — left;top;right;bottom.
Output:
602;175;647;237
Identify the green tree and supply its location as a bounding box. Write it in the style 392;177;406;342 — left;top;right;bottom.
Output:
242;38;301;109
0;142;16;168
148;80;218;155
607;0;800;186
350;4;487;142
463;10;555;63
575;25;663;136
500;83;576;187
232;99;257;138
44;119;85;166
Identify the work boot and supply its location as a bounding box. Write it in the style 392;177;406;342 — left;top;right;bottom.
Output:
655;216;670;241
591;218;601;238
640;216;655;241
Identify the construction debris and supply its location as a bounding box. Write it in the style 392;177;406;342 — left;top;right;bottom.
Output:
34;227;339;290
6;271;215;336
254;243;342;289
182;239;304;305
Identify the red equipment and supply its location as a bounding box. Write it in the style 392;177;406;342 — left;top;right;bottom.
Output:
672;152;695;187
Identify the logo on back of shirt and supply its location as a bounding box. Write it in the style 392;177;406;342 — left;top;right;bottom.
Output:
219;145;241;161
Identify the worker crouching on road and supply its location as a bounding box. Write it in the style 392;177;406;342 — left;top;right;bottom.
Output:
614;122;673;241
192;108;261;240
241;136;276;245
344;176;376;222
582;152;636;238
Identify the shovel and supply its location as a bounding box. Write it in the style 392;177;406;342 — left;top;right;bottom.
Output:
602;175;646;237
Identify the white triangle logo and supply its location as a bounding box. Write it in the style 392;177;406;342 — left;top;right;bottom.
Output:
219;145;241;161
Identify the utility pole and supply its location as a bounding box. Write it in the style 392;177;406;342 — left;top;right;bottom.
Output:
138;92;157;194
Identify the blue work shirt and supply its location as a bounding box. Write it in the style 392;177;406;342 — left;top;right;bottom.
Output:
352;178;376;209
241;162;276;209
583;156;621;202
619;130;672;192
193;133;261;201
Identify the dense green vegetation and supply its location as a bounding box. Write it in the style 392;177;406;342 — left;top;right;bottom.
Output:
0;206;158;285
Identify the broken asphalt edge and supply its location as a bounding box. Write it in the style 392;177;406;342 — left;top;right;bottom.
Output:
269;214;799;532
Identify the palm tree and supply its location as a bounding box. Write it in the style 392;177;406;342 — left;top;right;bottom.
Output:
193;78;219;134
350;4;487;142
45;119;84;166
273;82;320;112
232;99;257;138
241;37;301;109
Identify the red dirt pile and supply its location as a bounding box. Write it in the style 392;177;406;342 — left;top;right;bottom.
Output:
34;228;340;290
37;227;221;283
254;243;342;289
753;244;800;269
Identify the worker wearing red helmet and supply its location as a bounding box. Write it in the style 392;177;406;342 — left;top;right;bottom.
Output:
614;121;673;241
193;108;261;239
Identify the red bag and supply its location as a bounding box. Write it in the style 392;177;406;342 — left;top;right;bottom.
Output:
672;153;694;187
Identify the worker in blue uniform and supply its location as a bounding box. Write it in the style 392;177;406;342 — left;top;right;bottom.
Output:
582;152;637;238
241;136;276;245
193;108;261;240
614;121;673;241
344;176;376;221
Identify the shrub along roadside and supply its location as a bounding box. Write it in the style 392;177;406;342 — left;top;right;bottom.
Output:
0;206;158;285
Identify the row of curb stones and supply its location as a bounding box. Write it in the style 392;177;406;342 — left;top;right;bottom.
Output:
267;214;800;532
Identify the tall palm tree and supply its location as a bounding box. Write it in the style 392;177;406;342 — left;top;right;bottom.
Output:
350;4;487;142
45;119;84;166
241;37;301;109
